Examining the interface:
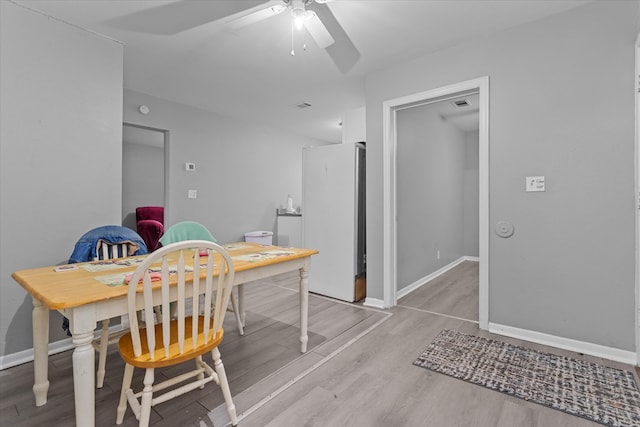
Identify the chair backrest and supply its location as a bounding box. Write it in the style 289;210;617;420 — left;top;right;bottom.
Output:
159;221;217;247
125;240;235;359
95;241;130;260
68;225;148;264
136;206;164;225
136;207;165;251
136;220;164;252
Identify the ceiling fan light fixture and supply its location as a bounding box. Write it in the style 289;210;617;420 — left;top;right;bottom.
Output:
293;14;305;30
291;0;306;30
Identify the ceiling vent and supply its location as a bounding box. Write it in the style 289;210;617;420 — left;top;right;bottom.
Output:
451;99;471;108
295;102;312;109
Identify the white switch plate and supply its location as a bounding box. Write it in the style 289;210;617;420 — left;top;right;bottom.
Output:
526;176;545;192
188;189;197;199
185;162;196;171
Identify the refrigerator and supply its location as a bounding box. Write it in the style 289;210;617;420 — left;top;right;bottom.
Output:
302;143;366;302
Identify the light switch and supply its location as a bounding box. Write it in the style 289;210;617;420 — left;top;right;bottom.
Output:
525;176;545;192
188;190;197;199
185;162;196;171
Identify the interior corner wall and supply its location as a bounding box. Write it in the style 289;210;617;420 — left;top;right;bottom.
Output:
122;89;330;245
0;2;124;357
365;0;638;351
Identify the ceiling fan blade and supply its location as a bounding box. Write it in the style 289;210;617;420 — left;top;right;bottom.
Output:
308;3;360;73
105;0;272;35
305;11;334;48
226;1;287;30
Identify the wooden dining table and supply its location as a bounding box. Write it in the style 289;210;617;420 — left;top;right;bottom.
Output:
12;242;318;427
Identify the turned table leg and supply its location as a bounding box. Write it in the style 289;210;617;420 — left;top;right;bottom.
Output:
69;308;96;427
31;297;49;406
299;266;309;353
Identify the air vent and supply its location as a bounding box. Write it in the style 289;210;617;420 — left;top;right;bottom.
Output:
295;102;312;109
451;99;471;108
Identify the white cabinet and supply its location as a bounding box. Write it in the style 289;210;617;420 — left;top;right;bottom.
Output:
276;213;302;247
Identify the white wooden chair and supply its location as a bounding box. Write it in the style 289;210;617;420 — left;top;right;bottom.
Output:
94;241;131;389
158;221;245;335
115;240;238;427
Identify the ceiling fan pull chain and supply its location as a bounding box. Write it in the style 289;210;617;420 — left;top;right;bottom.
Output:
303;27;307;51
291;20;296;56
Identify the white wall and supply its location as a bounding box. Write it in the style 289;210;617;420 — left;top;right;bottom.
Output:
365;1;639;352
123;89;330;245
0;2;124;357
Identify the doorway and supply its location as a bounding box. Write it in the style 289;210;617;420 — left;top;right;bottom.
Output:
121;123;167;230
395;92;480;322
382;76;489;330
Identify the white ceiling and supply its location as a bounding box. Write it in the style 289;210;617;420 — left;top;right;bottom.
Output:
15;0;593;143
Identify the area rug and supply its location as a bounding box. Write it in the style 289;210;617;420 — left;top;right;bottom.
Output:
413;329;640;427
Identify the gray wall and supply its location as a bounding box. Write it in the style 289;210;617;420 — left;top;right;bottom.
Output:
396;101;470;290
0;4;328;360
0;2;124;356
123;90;329;245
365;1;639;351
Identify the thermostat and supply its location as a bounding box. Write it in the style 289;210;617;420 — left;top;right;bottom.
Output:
138;105;150;115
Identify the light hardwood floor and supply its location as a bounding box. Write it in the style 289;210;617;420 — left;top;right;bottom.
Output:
1;263;637;426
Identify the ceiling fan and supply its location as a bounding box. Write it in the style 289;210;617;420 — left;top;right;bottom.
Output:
107;0;359;73
228;0;336;49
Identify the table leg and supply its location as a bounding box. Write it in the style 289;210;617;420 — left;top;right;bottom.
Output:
69;311;96;427
31;297;49;406
299;266;309;353
229;291;244;336
238;283;246;326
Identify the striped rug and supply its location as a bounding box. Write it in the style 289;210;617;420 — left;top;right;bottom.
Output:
414;329;640;427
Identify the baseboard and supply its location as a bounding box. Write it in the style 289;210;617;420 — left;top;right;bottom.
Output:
397;256;470;300
363;297;385;309
0;338;73;370
489;322;637;365
0;324;124;371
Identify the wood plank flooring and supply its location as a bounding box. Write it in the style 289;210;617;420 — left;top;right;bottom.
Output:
397;260;479;322
1;263;638;426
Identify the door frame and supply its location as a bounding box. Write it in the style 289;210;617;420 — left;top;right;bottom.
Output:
635;31;639;366
382;76;490;330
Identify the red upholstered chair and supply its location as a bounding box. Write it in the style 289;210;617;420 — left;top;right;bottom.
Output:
136;206;164;251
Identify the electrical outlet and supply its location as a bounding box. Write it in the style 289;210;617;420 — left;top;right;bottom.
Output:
188;189;197;199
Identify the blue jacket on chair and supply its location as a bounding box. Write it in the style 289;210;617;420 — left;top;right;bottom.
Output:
63;225;148;335
68;225;148;264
